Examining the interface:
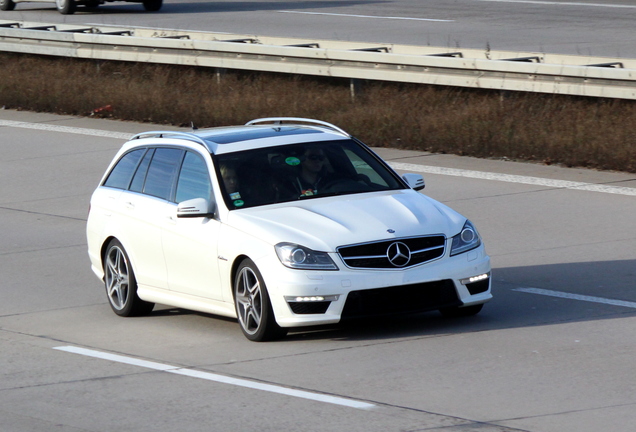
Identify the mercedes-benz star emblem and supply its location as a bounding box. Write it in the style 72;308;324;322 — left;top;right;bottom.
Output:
387;242;411;267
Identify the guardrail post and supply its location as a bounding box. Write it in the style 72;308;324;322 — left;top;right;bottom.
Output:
216;68;227;85
350;78;363;102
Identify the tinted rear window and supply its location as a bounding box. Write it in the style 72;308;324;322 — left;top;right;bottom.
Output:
103;149;146;189
143;148;184;200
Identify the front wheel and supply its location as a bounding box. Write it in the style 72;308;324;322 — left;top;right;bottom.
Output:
234;259;286;342
0;0;16;11
56;0;76;14
104;239;154;317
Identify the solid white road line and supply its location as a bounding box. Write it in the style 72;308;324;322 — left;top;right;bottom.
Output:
0;119;132;140
514;287;636;309
2;119;634;197
278;11;454;22
389;162;636;196
53;346;376;410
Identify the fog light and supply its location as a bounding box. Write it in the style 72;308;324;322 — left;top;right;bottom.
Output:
460;273;489;285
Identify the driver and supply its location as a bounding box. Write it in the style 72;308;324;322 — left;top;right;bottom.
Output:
293;148;328;197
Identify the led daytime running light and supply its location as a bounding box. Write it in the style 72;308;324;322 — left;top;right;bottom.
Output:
460;273;490;285
285;295;339;302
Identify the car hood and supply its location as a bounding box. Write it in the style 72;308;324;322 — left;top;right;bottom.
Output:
226;190;467;251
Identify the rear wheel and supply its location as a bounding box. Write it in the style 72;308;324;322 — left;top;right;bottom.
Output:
0;0;16;11
439;304;483;318
56;0;76;14
234;259;286;342
104;239;154;317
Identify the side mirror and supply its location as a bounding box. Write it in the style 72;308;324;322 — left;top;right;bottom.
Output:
177;197;216;218
402;173;425;191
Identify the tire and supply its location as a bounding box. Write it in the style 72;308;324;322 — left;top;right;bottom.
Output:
234;259;286;342
103;239;154;317
142;0;162;11
0;0;16;11
439;303;483;318
56;0;76;14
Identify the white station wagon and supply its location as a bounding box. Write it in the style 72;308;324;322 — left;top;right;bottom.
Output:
86;118;492;341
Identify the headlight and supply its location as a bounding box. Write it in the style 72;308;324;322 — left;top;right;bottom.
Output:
275;243;338;270
450;220;482;256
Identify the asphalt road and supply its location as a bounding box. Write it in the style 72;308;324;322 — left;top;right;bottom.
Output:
1;0;636;58
1;109;636;431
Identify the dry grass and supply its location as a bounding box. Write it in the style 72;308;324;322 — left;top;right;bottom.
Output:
2;52;636;172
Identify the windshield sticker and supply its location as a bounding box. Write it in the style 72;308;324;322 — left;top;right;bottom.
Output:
300;189;316;197
285;157;301;166
233;200;245;207
230;192;241;200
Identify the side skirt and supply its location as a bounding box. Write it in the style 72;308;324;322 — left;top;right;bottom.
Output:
138;285;237;319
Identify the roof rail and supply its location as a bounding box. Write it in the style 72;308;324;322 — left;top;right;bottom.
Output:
130;131;213;151
246;117;350;137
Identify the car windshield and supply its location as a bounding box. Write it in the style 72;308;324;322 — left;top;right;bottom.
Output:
214;139;405;209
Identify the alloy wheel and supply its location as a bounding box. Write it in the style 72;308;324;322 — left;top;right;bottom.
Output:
235;266;263;336
105;245;129;311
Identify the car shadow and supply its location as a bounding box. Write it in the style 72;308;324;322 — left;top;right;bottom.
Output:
280;259;636;342
138;259;636;342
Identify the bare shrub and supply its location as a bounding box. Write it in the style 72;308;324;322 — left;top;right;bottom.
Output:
1;52;635;172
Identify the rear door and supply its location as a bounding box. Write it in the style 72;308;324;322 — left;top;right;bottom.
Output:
117;147;184;289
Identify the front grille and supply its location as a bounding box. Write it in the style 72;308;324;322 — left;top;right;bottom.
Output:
341;279;461;319
337;235;446;269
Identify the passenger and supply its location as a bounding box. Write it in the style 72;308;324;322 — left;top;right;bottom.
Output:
220;163;246;208
220;164;239;194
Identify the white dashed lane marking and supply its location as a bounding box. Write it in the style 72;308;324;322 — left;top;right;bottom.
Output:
278;11;454;22
473;0;636;9
53;346;376;410
514;287;636;309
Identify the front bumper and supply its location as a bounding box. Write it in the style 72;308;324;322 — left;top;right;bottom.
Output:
257;244;492;328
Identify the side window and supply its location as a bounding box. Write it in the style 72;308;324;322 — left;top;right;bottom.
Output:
175;152;212;203
143;148;184;200
344;148;389;187
129;148;154;193
103;149;145;189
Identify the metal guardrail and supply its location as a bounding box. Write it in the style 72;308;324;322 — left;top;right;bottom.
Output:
2;19;636;100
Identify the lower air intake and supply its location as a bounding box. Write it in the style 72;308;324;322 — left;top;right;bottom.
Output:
341;279;461;319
